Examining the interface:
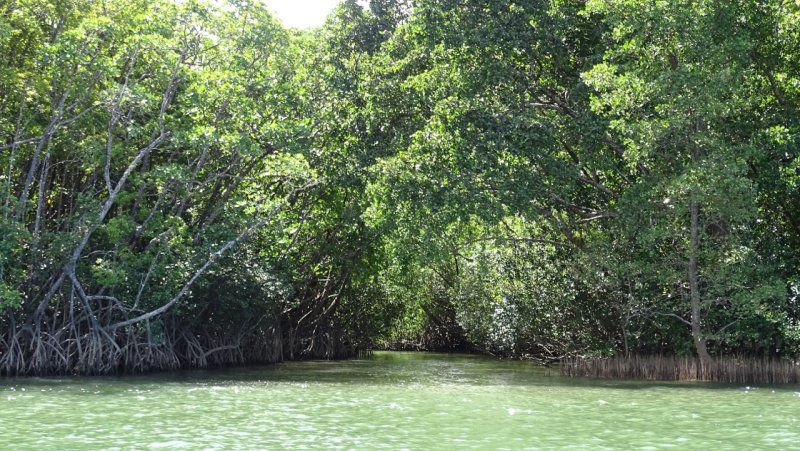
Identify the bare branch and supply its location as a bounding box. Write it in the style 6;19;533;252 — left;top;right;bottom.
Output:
110;181;319;330
646;310;692;327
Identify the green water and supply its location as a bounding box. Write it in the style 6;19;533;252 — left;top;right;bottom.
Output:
1;352;798;450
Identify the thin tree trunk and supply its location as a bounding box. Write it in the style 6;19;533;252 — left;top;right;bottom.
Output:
689;199;710;366
689;116;711;369
31;151;50;251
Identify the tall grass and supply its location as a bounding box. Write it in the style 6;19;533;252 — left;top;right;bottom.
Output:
561;355;800;384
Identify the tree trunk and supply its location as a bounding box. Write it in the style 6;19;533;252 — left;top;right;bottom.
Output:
689;116;711;371
689;199;711;369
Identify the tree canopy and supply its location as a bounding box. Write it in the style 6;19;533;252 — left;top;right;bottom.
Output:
0;0;799;375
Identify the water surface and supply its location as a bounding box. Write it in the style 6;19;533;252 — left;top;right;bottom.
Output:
2;352;798;449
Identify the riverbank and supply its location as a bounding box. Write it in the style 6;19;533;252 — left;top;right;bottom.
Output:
377;339;800;384
0;323;364;377
562;355;800;384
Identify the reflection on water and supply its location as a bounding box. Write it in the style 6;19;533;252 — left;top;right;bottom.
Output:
2;352;799;449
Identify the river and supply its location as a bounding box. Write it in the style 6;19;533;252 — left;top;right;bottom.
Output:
2;351;798;449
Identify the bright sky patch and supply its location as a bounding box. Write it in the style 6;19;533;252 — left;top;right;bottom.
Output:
263;0;342;29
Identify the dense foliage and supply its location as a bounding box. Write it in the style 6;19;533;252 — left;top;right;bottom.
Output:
1;0;798;374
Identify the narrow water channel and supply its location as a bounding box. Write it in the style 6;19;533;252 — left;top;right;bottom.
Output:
2;351;798;449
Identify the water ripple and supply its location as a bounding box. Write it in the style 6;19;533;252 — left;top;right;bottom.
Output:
0;352;798;449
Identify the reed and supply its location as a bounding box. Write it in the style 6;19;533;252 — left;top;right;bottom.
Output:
561;355;800;384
